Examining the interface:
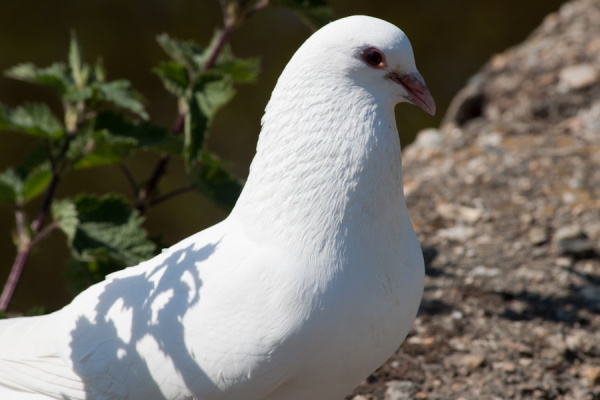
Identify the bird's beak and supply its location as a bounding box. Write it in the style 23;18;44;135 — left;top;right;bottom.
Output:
389;71;436;116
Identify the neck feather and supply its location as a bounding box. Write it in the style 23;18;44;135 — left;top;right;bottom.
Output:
231;71;406;255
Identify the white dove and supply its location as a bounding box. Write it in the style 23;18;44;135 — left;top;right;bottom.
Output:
0;15;434;400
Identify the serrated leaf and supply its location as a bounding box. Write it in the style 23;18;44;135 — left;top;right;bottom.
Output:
9;103;65;140
96;80;148;120
52;198;78;242
154;61;190;98
212;46;260;84
183;94;208;167
190;152;243;210
4;62;70;95
94;111;168;150
69;194;156;266
72;130;137;169
156;33;204;71
195;77;235;120
63;85;94;103
271;0;332;29
0;169;23;204
22;164;52;202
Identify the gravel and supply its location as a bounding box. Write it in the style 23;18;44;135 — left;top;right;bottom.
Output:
348;0;600;398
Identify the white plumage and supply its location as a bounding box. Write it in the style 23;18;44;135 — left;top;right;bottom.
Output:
0;15;434;400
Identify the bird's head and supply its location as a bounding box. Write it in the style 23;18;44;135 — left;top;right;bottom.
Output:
291;15;436;115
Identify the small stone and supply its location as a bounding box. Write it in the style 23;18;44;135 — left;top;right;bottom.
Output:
469;265;500;277
519;358;533;367
503;362;517;373
436;203;483;223
384;380;417;400
581;365;600;388
414;128;445;150
407;336;435;346
451;310;464;320
565;331;585;351
583;221;600;241
553;225;593;256
559;63;599;89
437;225;475;242
554;225;584;242
557;238;594;256
529;227;548;245
493;361;516;373
555;257;573;268
449;352;486;370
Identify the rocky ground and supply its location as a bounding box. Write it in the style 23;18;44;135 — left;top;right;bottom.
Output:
350;0;600;398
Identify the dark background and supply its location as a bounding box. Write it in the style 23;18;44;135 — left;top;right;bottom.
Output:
0;0;566;311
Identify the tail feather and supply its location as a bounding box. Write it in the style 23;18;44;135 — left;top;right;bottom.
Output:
0;314;86;400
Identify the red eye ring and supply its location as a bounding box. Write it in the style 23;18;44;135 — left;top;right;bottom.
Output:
361;47;386;69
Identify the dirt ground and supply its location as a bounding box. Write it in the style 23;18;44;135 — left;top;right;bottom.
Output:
349;0;600;398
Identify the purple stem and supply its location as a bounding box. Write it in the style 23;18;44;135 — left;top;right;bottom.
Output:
203;24;234;73
0;250;29;312
30;173;60;232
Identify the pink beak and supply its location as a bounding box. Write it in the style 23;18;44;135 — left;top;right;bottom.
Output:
389;71;436;116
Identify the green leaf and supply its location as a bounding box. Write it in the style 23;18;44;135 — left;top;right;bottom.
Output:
94;111;169;150
8;103;65;140
21;165;52;202
195;77;235;120
95;80;148;120
183;94;208;167
211;46;260;84
0;169;23;204
156;33;204;71
69;194;156;267
190;152;243;210
4;62;70;95
154;61;190;98
271;0;333;29
63;85;94;103
52;198;78;242
72;130;136;169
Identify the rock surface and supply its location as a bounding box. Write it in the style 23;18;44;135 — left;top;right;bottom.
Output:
350;0;600;398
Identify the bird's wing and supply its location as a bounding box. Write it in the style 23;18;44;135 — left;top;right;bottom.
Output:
0;219;306;400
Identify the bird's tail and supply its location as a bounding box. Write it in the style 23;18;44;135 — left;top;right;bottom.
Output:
0;314;86;399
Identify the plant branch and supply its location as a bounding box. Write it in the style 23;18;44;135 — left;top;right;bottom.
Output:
0;249;29;312
29;221;59;249
203;24;234;73
149;184;195;208
138;154;170;214
0;207;30;312
245;0;269;20
30;173;60;232
119;162;139;199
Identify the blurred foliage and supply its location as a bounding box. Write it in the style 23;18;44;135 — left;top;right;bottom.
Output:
0;0;332;312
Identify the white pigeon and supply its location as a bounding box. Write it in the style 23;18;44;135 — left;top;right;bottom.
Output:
0;15;434;400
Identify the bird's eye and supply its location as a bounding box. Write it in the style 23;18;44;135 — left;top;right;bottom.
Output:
361;47;386;69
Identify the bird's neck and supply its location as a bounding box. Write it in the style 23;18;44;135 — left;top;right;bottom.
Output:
231;75;406;255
